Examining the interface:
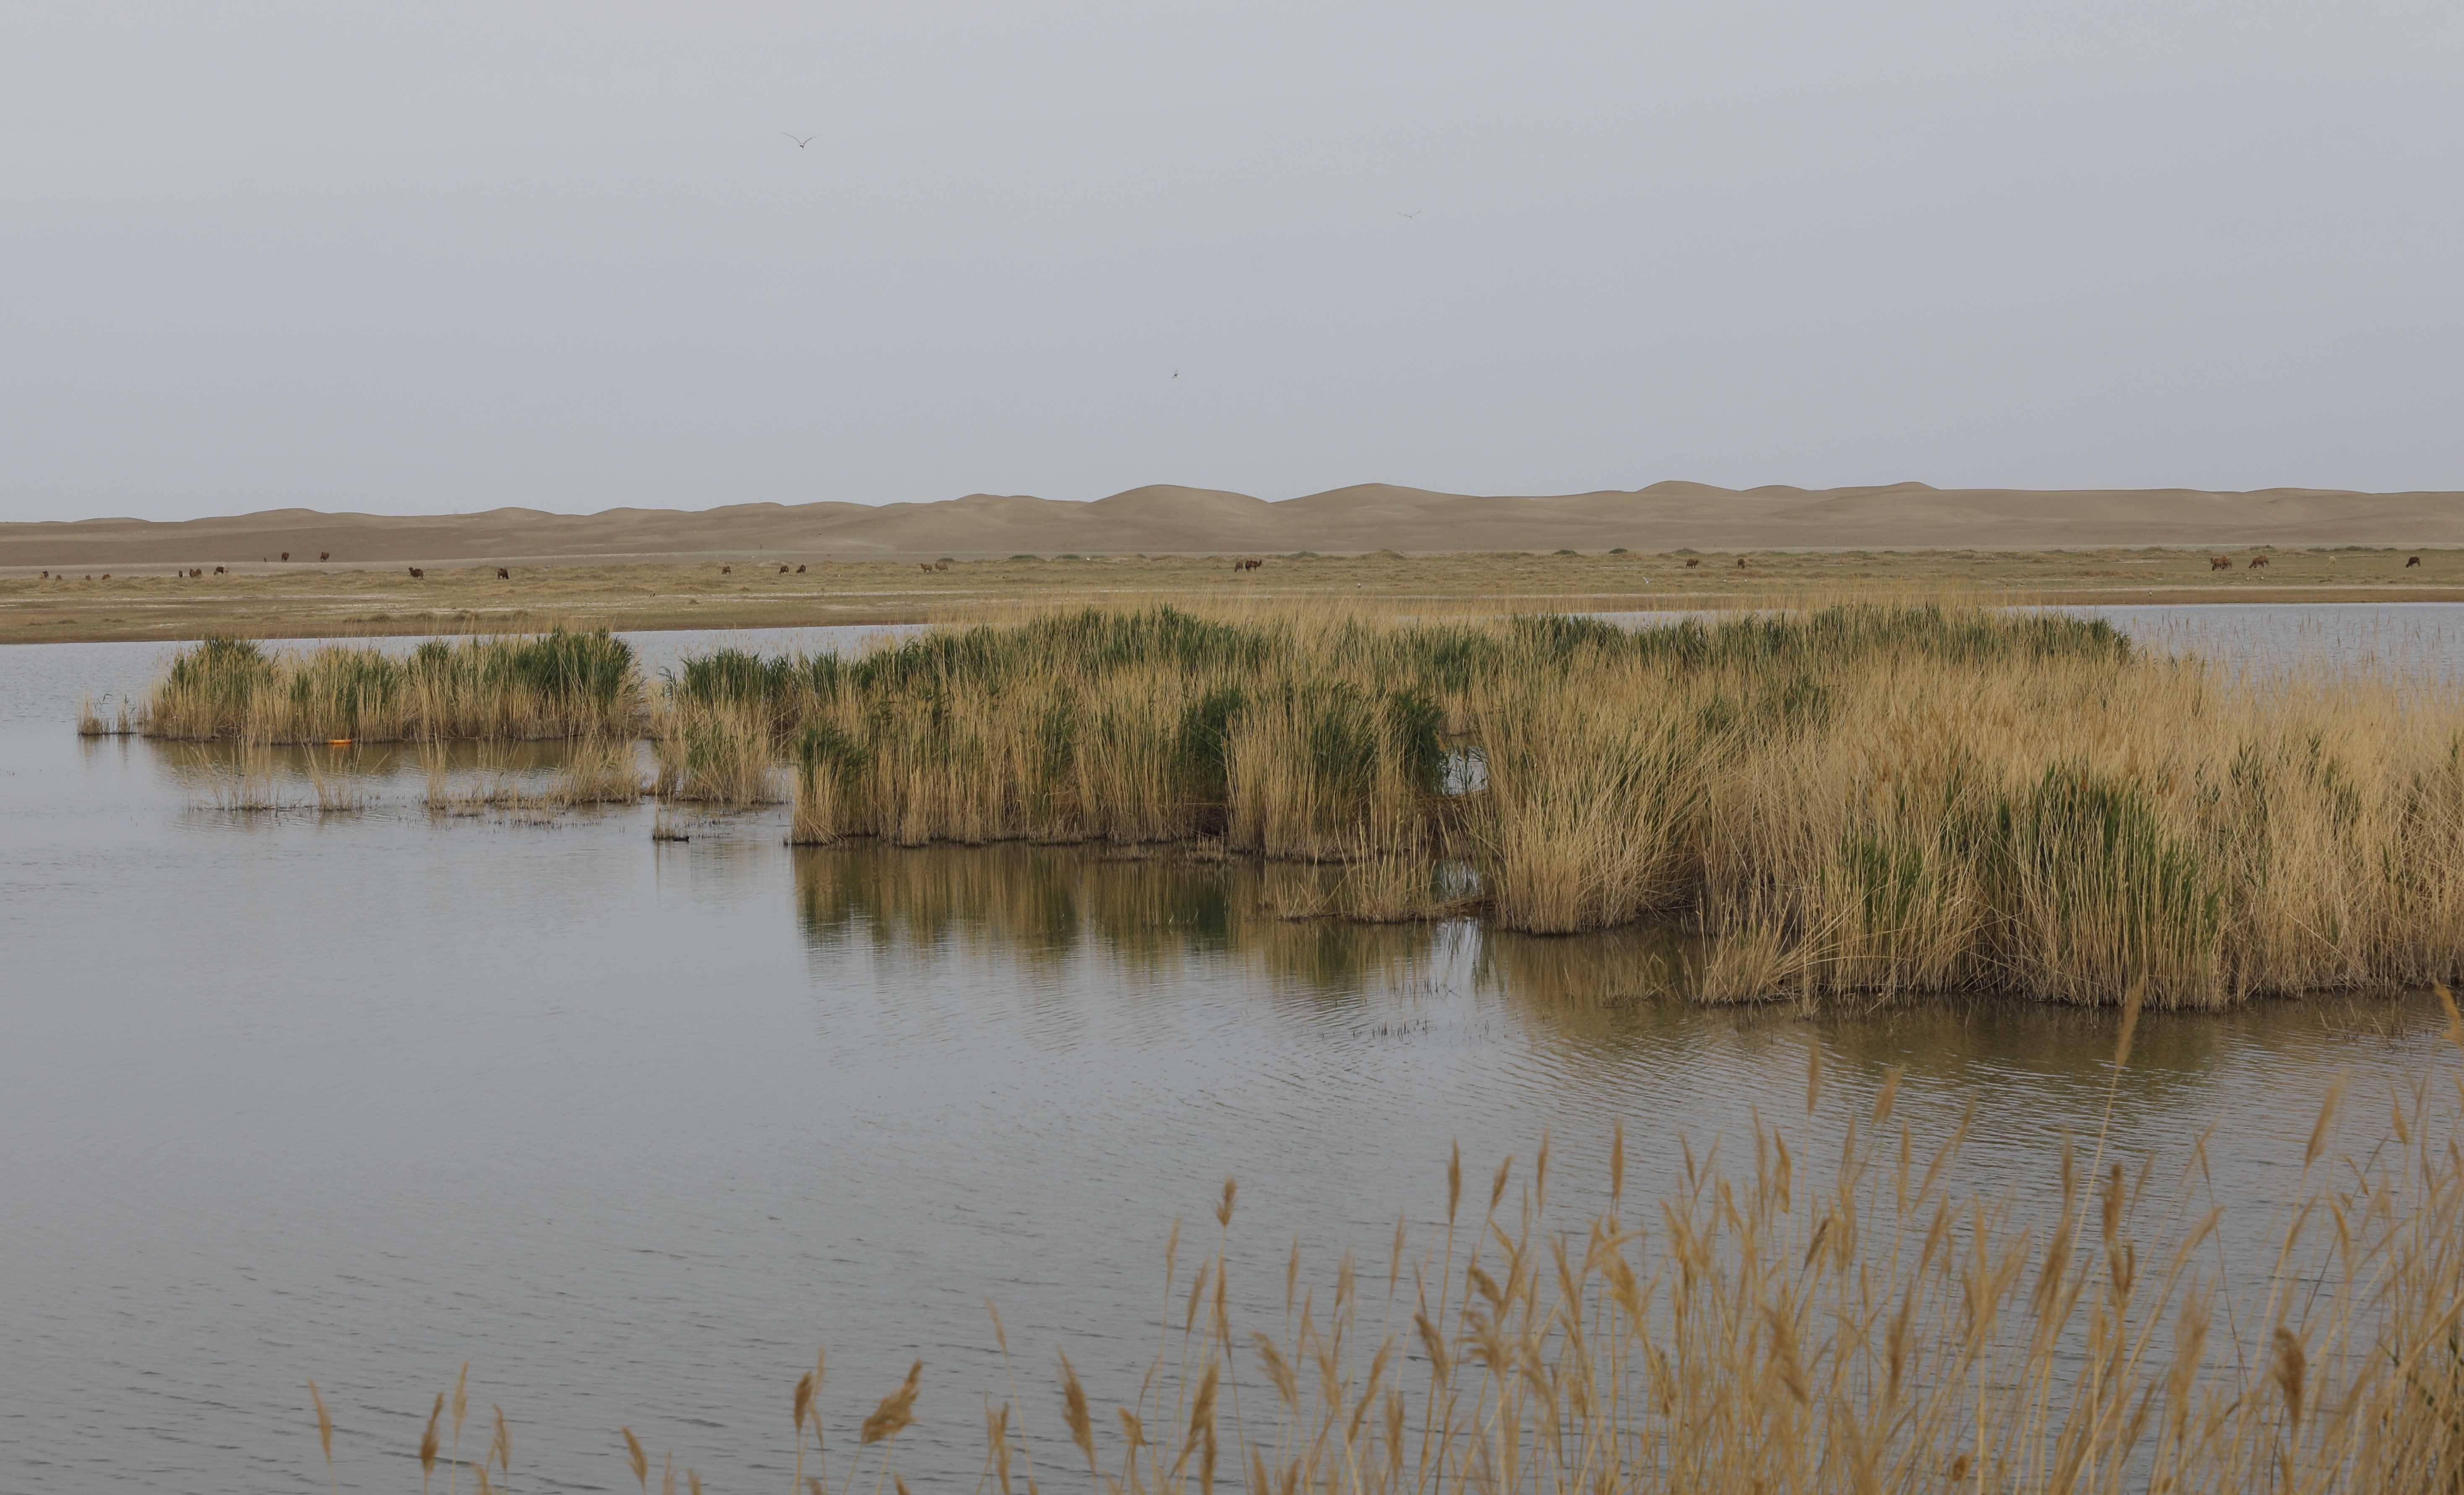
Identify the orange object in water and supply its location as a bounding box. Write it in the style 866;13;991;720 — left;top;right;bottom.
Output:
326;739;352;746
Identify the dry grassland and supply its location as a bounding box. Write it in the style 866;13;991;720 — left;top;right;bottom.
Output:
9;545;2464;644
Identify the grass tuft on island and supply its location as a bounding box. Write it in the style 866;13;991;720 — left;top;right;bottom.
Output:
140;630;641;743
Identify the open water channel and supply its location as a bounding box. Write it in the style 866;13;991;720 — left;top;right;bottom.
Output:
3;607;2460;1490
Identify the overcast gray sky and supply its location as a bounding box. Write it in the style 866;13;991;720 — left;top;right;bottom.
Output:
2;1;2458;521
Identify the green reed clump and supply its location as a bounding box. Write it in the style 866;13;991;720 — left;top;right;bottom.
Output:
151;636;272;736
143;630;641;742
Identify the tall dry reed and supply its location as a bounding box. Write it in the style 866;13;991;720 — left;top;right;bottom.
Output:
317;995;2464;1492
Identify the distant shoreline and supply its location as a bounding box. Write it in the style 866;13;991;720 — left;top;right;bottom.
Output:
8;548;2464;646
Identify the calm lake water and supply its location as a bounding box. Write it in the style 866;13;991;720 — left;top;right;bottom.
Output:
4;608;2459;1492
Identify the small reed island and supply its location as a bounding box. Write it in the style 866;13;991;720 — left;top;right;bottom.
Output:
109;603;2464;1010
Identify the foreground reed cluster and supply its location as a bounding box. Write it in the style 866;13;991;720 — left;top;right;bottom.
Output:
669;604;2464;1009
326;995;2464;1493
140;633;641;742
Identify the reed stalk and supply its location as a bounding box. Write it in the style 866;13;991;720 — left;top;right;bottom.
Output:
316;1013;2464;1492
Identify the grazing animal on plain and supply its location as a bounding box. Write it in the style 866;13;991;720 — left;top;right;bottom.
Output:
407;567;424;578
1684;558;1699;568
2209;555;2230;571
2408;555;2422;568
779;564;790;574
189;568;203;578
280;551;289;562
919;563;933;573
1232;557;1263;572
2248;555;2268;569
214;565;226;574
1736;557;1748;568
99;573;109;580
496;567;510;580
933;560;950;572
319;551;330;561
39;570;47;579
720;565;731;574
795;564;807;573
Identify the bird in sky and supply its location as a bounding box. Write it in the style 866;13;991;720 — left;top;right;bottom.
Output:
1397;210;1420;219
784;132;817;148
1172;369;1180;378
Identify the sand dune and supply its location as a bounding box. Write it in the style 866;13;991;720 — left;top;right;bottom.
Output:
6;482;2461;569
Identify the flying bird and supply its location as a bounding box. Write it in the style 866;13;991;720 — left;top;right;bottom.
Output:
784;132;817;148
1397;210;1420;219
1172;369;1180;379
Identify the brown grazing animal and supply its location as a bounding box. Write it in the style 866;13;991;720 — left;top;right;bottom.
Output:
319;551;330;561
2408;555;2423;568
39;570;47;579
280;551;289;561
2248;555;2269;568
2209;555;2230;570
795;564;807;573
919;563;933;573
1232;557;1263;572
1684;557;1700;568
720;565;731;574
1736;557;1748;568
932;560;950;572
407;567;424;578
496;567;510;580
214;565;226;574
778;564;790;574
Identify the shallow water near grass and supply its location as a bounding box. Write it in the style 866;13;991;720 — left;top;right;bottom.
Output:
3;609;2460;1491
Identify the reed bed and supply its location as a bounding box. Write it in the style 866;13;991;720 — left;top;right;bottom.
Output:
683;603;2464;1008
142;632;641;743
321;998;2464;1493
103;603;2464;1005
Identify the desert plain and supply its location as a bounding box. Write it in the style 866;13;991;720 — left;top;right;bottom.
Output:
6;479;2464;641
